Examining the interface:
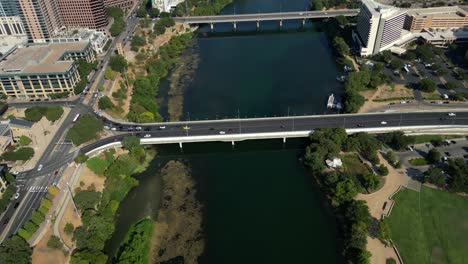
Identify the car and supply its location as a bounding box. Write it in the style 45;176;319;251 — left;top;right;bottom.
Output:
219;131;226;135
445;152;451;156
450;140;457;144
159;126;166;130
380;121;387;125
111;127;117;131
407;146;414;151
299;12;304;15
113;138;119;142
357;124;365;127
280;125;286;128
135;126;142;130
389;102;395;105
14;192;20;199
144;127;151;131
144;134;151;138
104;125;110;130
209;128;215;130
442;156;448;161
400;101;407;104
54;170;59;176
127;127;134;131
464;154;468;159
13;202;20;209
3;217;10;225
37;164;43;171
183;126;190;130
11;171;19;175
448;112;456;117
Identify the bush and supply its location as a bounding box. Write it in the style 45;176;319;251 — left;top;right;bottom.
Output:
47;235;63;249
74;190;101;211
104;67;115;80
64;223;74;235
0;236;32;263
18;135;32;146
98;96;115;110
40;199;52;209
24;106;63;122
379;164;389;176
418;79;436;93
409;158;428;166
115;218;153;264
74;153;89;163
24;221;38;234
38;206;49;215
18;229;32;241
45;106;64;121
66;114;103;146
1;147;34;161
31;211;45;225
426;148;441;164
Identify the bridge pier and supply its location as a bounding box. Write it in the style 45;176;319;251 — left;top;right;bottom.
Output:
302;19;305;28
256;20;260;30
179;142;183;149
233;21;237;31
210;23;214;32
231;141;235;146
283;137;286;143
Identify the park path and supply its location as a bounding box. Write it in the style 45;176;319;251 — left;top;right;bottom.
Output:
356;152;409;264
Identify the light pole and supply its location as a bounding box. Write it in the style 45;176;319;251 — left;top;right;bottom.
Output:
66;182;80;218
237;108;241;134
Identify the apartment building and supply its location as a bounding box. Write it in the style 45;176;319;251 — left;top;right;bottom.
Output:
57;0;108;29
0;42;95;98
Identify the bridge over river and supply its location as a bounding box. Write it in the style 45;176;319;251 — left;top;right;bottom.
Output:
174;9;360;29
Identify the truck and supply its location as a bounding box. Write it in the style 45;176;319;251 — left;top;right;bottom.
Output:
72;114;80;123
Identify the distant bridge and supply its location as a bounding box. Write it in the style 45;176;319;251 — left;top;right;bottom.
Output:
174;9;360;30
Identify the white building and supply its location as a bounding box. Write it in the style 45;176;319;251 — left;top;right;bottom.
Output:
51;28;108;54
354;0;406;56
152;0;184;12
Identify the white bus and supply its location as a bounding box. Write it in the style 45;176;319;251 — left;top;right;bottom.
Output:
72;114;80;123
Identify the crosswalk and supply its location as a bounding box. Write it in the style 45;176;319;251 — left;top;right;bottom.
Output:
26;186;49;193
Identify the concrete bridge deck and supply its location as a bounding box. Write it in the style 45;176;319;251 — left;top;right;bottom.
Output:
174;9;359;24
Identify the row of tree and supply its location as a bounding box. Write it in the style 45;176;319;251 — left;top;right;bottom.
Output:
311;0;360;10
71;137;148;263
173;0;233;16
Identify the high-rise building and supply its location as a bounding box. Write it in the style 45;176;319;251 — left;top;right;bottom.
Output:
354;0;406;56
17;0;63;42
404;6;468;33
57;0;108;29
0;0;28;53
104;0;135;10
0;0;19;16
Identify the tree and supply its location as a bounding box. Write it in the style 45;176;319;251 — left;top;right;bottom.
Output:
446;158;468;192
1;147;34;161
377;220;391;245
453;93;465;101
149;8;160;18
415;43;435;62
98;96;115;110
418;79;436;92
122;136;141;152
390;58;404;70
64;223;75;235
332;179;358;206
47;235;63;249
426;148;441;164
106;7;123;19
104;67;116;80
423;167;445;187
136;6;147;17
0;236;32;264
379;164;389;176
74;190;101;211
335;15;349;26
333;37;350;57
385;150;397;165
445;81;458;90
362;173;381;190
74;153;89;164
109;55;127;73
160;17;175;27
154;22;166;35
19;135;32;146
378;131;414;151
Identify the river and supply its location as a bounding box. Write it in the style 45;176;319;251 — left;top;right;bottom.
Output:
106;0;342;262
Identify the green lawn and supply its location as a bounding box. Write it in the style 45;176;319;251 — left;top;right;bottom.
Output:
408;135;462;144
408;157;428;166
342;154;370;176
387;187;468;264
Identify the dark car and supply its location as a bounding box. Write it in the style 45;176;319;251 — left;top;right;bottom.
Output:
3;217;10;225
450;140;457;144
445;152;451;156
357;124;365;127
14;202;20;209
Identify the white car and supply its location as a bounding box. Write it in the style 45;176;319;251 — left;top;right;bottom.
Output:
144;134;151;138
448;112;456;117
37;164;43;171
104;125;110;130
381;121;387;125
219;131;226;135
111;127;117;131
135;126;142;130
159;126;166;129
14;192;20;200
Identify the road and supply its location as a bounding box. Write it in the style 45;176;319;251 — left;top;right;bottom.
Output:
174;9;359;24
0;12;142;242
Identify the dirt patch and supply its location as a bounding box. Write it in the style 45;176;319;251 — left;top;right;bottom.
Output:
58;201;82;249
77;166;106;193
32;228;68;264
149;161;204;264
359;84;414;113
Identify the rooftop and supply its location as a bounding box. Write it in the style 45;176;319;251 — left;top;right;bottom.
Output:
407;6;468;17
0;42;89;76
9;118;33;129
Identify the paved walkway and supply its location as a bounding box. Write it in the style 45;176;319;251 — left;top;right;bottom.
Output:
356;152;409;264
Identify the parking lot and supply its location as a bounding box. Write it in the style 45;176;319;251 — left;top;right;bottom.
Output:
398;137;468;165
